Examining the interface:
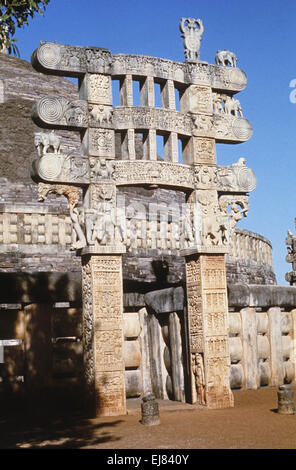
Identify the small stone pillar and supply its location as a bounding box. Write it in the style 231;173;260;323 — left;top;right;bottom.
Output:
141;393;160;426
277;384;295;415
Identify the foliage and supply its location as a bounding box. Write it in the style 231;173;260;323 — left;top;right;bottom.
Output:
0;0;50;56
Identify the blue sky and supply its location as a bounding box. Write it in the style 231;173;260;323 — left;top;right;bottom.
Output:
12;0;296;284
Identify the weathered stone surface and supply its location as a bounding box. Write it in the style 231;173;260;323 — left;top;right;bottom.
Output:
240;307;259;389
123;340;141;368
125;369;142;397
140;392;160;426
259;360;270;386
228;284;296;309
185;254;233;408
138;307;153;395
229;336;243;363
277;384;295;415
230;363;243;389
81;255;126;417
228;312;241;336
123;312;141;339
144;287;184;314
0;53;80;183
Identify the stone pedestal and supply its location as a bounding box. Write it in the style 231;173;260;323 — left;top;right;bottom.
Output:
141;393;160;426
185;253;233;409
277;385;295;415
82;254;126;417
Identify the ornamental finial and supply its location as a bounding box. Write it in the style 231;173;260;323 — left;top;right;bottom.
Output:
179;17;204;63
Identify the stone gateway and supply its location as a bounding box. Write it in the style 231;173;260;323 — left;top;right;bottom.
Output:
30;18;256;416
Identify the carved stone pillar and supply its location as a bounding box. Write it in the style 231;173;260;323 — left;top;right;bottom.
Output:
82;254;126;416
143;129;157;160
185;253;233;409
121;129;136;160
161;79;176;110
140;76;155;107
164;132;179;163
120;74;133;107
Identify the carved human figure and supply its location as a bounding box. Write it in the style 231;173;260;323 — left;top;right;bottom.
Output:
84;209;98;245
219;199;248;243
182;205;195;247
192;352;206;405
229;203;248;233
91;202;116;245
179;17;204;62
212;93;224;114
70;207;87;250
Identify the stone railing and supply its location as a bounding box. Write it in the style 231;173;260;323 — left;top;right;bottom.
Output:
228;284;296;390
0;204;273;269
0;203;273;263
0;206;72;247
229;228;273;267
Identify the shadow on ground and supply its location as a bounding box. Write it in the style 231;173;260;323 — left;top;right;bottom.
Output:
0;412;123;449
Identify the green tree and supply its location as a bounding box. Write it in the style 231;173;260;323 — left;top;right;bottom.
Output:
0;0;50;56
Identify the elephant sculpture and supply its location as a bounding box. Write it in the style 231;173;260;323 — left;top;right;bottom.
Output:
215;50;237;68
224;96;243;117
34;130;61;156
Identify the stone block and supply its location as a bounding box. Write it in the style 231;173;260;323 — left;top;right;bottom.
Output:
123;312;141;339
125;369;142;397
144;286;184;314
284;360;294;383
281;312;292;335
229;336;243;363
282;335;292;360
123;340;141;368
230;363;243;389
228;312;241;336
256;312;268;334
259;360;270;386
257;335;270;360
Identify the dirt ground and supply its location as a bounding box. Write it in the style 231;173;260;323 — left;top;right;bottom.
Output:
1;386;296;450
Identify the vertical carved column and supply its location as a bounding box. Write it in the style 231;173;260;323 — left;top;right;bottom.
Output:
161;79;176;110
140;76;155;107
82;254;126;416
143;129;157;160
185;254;233;408
121;129;136;160
120;74;133;106
164;132;179;163
79;67;126;416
